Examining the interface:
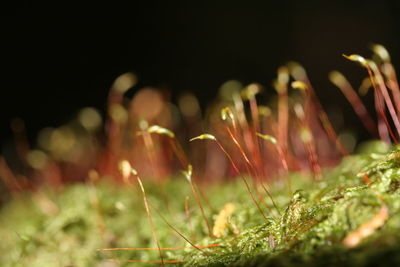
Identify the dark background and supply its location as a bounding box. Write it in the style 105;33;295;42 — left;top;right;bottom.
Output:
1;0;400;148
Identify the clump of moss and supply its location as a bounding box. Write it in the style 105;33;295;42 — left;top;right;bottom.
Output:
185;141;400;266
1;141;400;266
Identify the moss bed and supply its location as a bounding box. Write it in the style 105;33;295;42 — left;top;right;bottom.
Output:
1;141;400;266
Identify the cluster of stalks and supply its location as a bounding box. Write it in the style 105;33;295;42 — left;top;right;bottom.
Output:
1;44;399;264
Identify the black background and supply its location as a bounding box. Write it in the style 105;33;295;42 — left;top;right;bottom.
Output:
2;1;400;148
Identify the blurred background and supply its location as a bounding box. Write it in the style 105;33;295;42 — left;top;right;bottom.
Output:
1;0;400;149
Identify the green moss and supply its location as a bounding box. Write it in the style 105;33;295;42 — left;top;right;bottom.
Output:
1;141;400;266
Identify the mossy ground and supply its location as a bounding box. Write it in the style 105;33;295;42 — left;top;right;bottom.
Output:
1;141;400;266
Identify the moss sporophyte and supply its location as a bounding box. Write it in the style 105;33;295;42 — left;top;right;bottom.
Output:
1;44;400;266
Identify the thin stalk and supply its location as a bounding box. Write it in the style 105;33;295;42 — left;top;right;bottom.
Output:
256;134;291;196
123;165;209;256
136;176;164;266
292;219;319;241
149;202;210;256
194;182;215;212
368;64;400;139
382;63;400;115
225;126;275;216
249;98;265;179
342;54;394;143
221;106;276;214
259;181;281;216
108;259;184;263
170;138;214;212
189;178;213;238
304;134;322;180
233;92;249;135
182;165;213;237
148;129;214;213
141;131;173;213
286;218;316;241
302;128;322;181
275;66;290;157
305;80;349;156
233;93;258;173
330;71;378;137
169;138;189;168
278;89;289;157
142;131;161;177
100;244;220;251
214;140;268;220
293;107;322;180
375;87;392;143
367;67;398;143
185;196;196;242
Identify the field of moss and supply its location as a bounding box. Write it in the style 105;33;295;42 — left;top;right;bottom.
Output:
1;140;400;266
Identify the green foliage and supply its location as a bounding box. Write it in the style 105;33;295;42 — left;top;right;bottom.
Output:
1;141;400;266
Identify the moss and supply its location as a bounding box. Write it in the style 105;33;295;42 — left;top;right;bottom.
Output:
1;141;400;266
